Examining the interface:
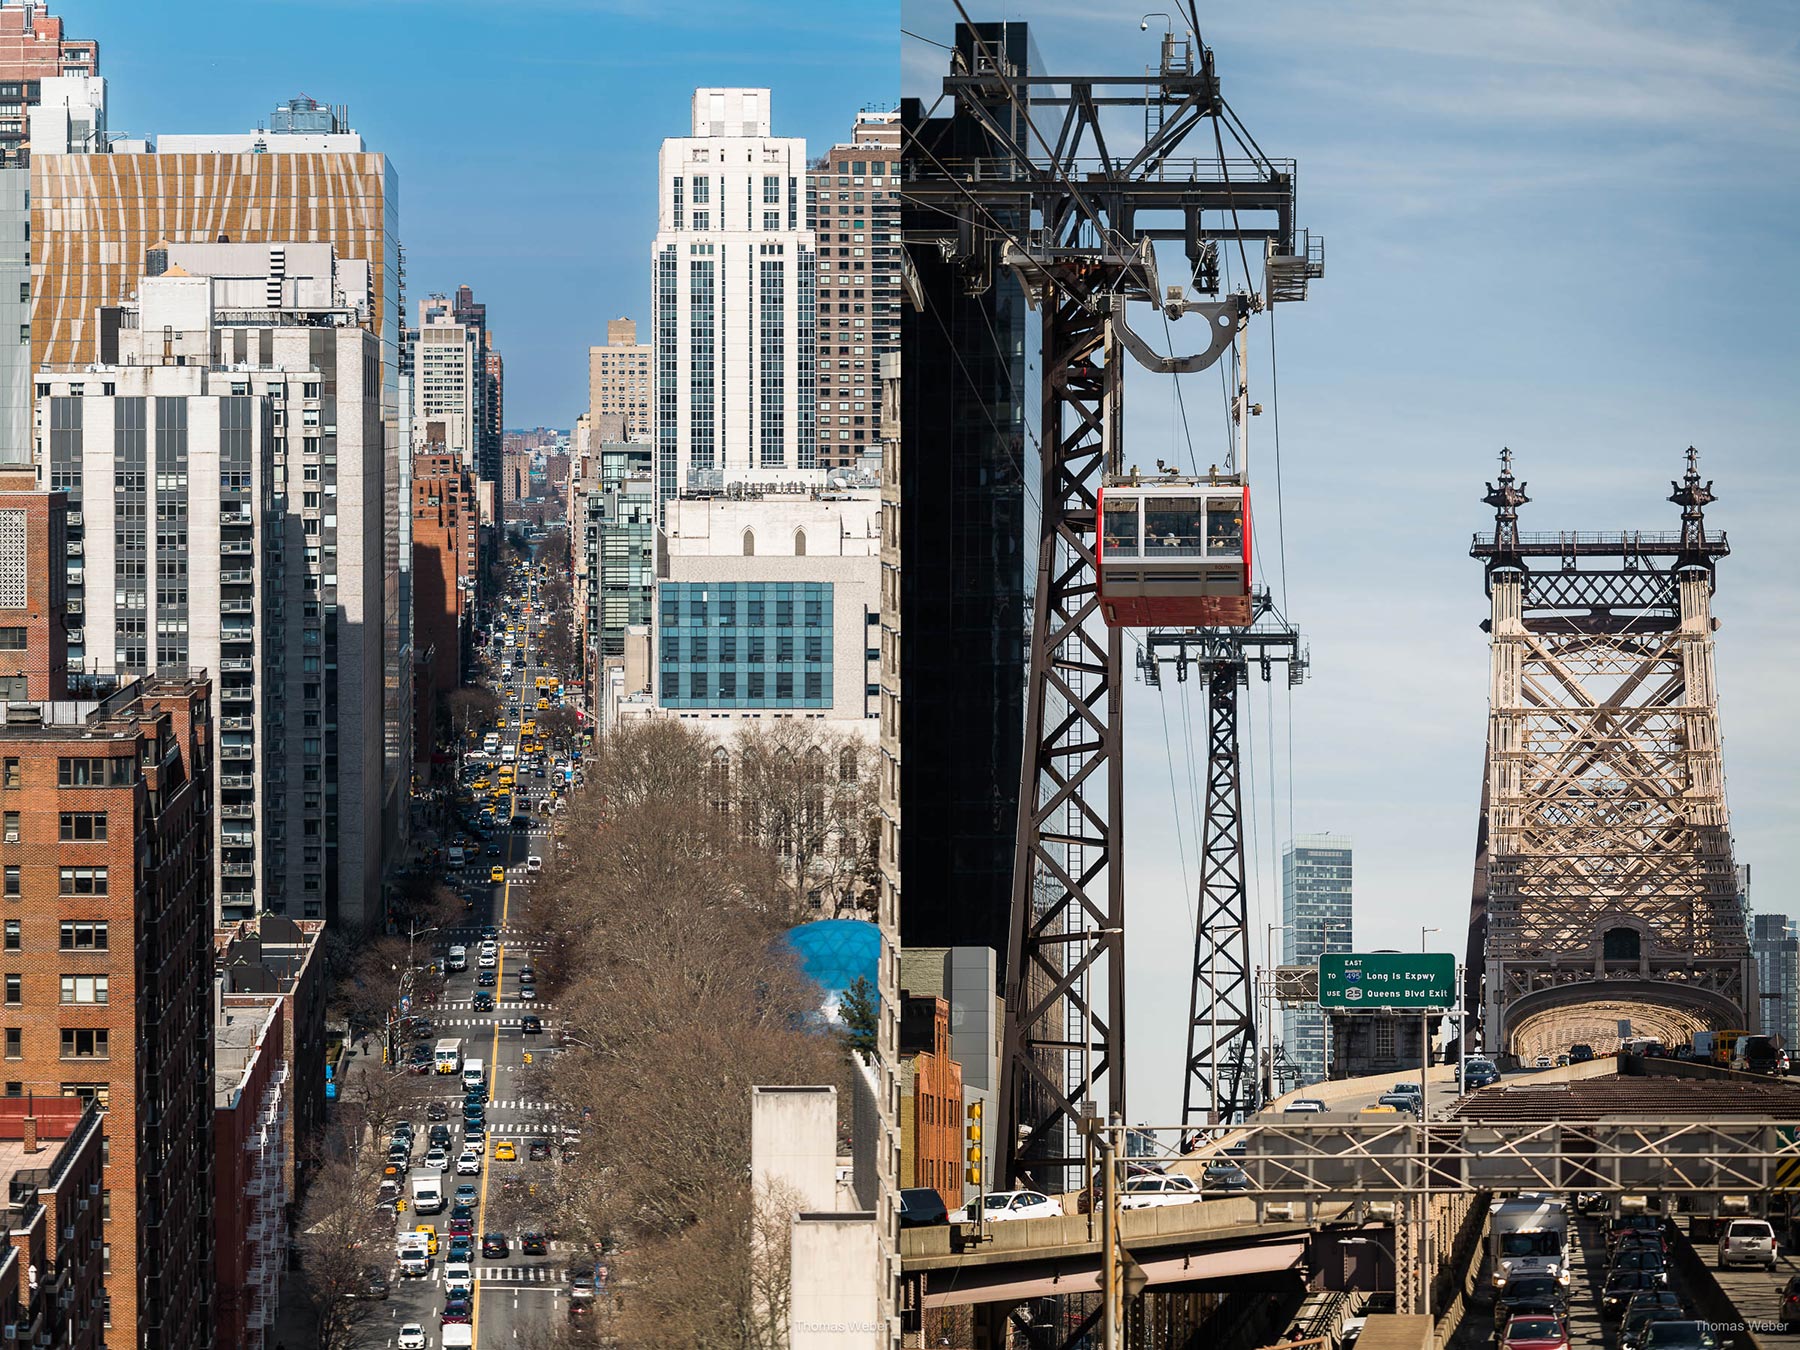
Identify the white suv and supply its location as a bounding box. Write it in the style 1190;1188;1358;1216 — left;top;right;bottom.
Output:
1719;1218;1778;1269
444;1261;474;1295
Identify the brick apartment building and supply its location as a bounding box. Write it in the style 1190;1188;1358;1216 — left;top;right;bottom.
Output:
213;993;286;1350
0;1095;105;1348
411;439;477;781
0;480;67;699
898;993;963;1209
215;912;325;1200
0;674;216;1348
0;0;98;168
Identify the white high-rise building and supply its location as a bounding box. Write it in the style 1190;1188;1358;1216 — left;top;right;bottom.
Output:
1281;833;1354;1087
35;247;386;927
652;88;817;506
413;294;481;465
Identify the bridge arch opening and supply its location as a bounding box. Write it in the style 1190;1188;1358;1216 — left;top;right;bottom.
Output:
1603;926;1642;963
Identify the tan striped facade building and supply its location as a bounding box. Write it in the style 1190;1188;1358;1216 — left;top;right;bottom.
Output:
29;150;399;394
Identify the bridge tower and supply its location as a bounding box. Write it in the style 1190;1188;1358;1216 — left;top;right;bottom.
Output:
1468;451;1753;1063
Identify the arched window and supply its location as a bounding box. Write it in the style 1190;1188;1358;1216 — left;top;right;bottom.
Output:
793;528;807;556
1602;926;1642;962
709;746;731;818
742;529;755;556
839;746;858;784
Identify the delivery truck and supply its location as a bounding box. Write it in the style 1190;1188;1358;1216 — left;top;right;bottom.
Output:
1489;1193;1569;1290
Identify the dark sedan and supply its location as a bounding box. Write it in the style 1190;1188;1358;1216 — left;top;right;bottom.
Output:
522;1232;548;1255
482;1232;510;1258
1603;1269;1663;1316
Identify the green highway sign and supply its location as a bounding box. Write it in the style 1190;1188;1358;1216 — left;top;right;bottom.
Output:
1318;953;1457;1011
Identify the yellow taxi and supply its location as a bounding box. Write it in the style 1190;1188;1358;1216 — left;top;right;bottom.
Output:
536;698;549;711
1359;1104;1399;1116
535;676;548;690
522;720;537;736
413;1224;439;1255
471;778;490;792
492;1140;517;1162
490;865;505;883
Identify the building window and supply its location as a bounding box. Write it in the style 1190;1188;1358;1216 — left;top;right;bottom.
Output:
2;1028;16;1059
59;975;108;1005
1;759;15;789
1373;1019;1396;1059
59;1028;108;1059
3;976;17;1005
2;867;16;898
56;758;98;787
59;922;106;952
57;868;106;896
1;920;15;951
0;627;24;650
58;812;106;841
1;812;14;843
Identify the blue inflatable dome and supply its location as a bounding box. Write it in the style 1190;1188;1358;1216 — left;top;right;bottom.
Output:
784;919;882;1020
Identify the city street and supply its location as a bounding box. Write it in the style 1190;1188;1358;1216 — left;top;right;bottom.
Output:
362;553;589;1348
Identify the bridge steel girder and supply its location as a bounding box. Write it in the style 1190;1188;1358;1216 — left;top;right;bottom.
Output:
1216;1117;1800;1207
1468;458;1751;1061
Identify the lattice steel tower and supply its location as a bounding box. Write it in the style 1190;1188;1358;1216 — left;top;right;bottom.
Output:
1468;450;1752;1061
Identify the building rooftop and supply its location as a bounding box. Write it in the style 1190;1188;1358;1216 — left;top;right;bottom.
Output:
215;997;280;1110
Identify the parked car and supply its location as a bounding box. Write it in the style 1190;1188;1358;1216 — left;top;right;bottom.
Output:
1499;1315;1570;1350
360;1266;390;1300
1718;1218;1778;1269
1781;1275;1800;1332
899;1188;949;1228
948;1190;1062;1223
1120;1173;1204;1209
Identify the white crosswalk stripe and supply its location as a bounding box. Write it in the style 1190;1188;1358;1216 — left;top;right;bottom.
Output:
474;1263;562;1283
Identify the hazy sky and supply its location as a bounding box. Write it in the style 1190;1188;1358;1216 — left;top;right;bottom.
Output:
905;0;1800;1123
96;0;897;426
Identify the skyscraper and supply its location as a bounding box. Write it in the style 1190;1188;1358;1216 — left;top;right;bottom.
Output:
414;294;482;467
652;88;817;505
896;28;1029;962
807;108;900;471
1281;833;1354;1086
0;0;104;463
588;317;651;443
1750;912;1799;1050
30;94;412;867
37;248;387;927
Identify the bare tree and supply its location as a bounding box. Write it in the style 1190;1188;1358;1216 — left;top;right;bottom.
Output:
730;721;879;915
295;1154;393;1350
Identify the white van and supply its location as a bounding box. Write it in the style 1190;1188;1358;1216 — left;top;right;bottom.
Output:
501;745;517;765
446;945;467;972
447;844;465;867
462;1059;485;1091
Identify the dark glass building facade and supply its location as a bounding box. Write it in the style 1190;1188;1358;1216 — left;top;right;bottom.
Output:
898;21;1032;964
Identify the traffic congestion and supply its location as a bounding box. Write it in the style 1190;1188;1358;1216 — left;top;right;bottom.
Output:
366;543;602;1347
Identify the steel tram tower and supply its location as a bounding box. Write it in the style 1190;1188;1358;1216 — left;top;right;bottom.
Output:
905;17;1320;1189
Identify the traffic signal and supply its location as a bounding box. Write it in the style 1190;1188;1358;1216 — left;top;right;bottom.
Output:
966;1100;984;1187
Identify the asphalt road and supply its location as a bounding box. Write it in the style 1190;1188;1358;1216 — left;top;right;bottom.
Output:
373;565;583;1348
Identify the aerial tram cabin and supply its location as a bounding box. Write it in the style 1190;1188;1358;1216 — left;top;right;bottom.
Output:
1097;476;1251;627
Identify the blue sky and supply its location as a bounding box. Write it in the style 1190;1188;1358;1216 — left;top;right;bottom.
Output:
92;0;897;426
905;1;1800;1122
